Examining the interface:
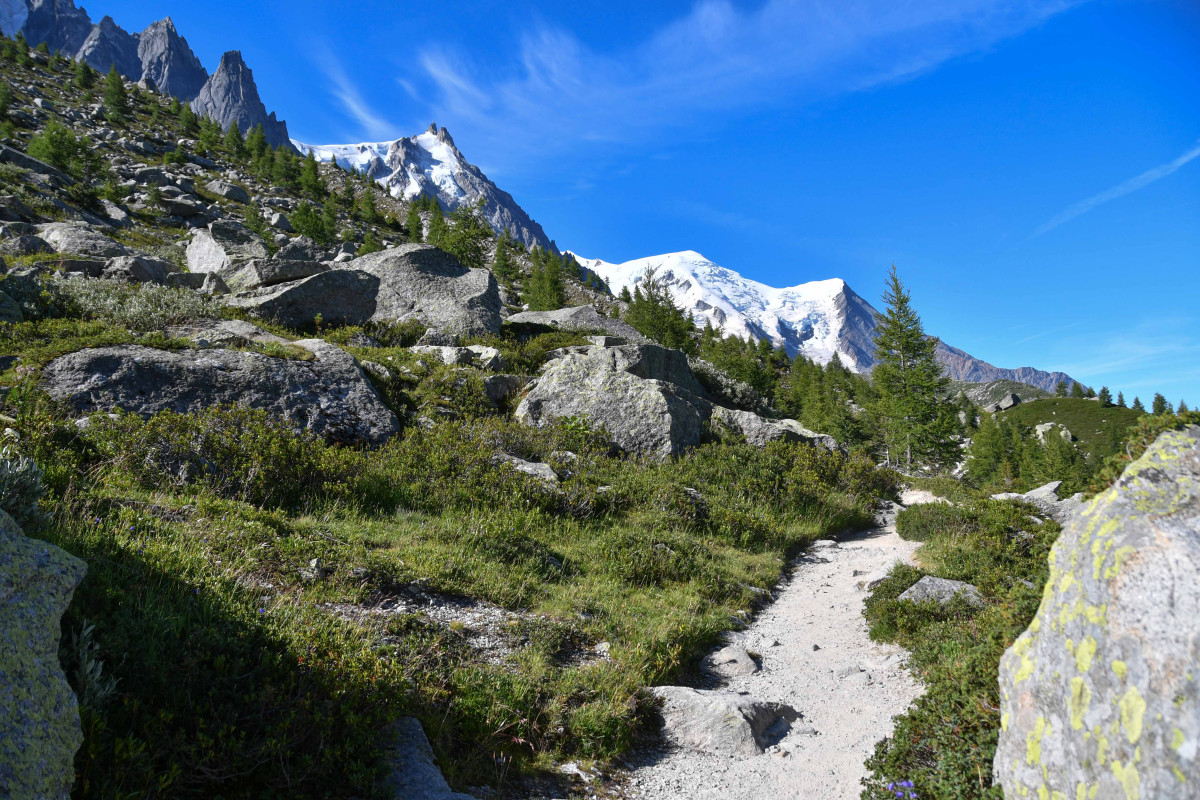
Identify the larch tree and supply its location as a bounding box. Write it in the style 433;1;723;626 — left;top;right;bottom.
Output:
869;265;957;471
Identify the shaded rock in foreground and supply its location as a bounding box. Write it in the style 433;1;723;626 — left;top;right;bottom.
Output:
40;341;399;446
383;717;475;800
995;425;1200;800
0;509;87;800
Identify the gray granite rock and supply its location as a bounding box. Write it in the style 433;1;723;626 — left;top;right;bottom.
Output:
204;179;250;204
40;341;399;446
136;18;208;101
190;51;291;149
38;223;127;259
0;508;86;800
649;686;799;758
186;219;268;274
382;717;475;800
507;304;648;342
897;575;984;607
710;406;839;451
995;426;1200;800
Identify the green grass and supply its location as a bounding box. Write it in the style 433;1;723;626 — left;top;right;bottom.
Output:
862;498;1060;799
997;397;1142;459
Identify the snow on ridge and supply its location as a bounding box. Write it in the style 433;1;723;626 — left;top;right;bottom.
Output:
571;250;871;370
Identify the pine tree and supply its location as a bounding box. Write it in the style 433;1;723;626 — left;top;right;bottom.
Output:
1097;386;1113;406
438;201;492;270
405;201;423;242
103;66;130;125
426;202;447;245
320;200;338;245
1132;396;1145;412
73;58;94;90
623;266;695;352
1180;400;1191;414
222;123;245;160
1116;391;1126;408
300;151;325;200
869;265;956;470
245;124;268;161
491;236;518;283
1070;381;1085;398
1152;393;1170;415
358;186;378;224
1055;380;1068;397
524;248;567;311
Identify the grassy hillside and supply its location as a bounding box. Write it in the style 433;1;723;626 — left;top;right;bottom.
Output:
997;397;1143;458
948;379;1050;407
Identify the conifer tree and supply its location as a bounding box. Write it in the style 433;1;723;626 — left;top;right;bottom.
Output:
222;123;245;159
426;202;448;245
524;248;567;311
1055;380;1068;397
1070;381;1085;398
358;185;378;224
1097;386;1112;406
405;200;423;242
869;265;956;470
1152;393;1170;415
103;66;130;125
245;124;268;160
1180;400;1191;414
300;151;325;200
439;201;492;270
73;59;94;90
1117;391;1126;408
491;235;518;283
624;266;694;352
1132;396;1145;412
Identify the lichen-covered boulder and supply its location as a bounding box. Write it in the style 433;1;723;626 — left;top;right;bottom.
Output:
710;406;838;450
1;509;86;799
506;304;648;343
186;219;269;274
995;425;1200;800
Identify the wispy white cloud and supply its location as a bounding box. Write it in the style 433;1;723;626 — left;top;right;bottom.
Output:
315;47;398;142
1035;139;1200;236
404;0;1085;162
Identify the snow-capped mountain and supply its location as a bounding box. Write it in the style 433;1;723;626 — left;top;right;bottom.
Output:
574;250;1079;392
293;124;555;252
573;251;879;369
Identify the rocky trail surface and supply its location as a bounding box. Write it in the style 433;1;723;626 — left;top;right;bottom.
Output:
611;510;924;800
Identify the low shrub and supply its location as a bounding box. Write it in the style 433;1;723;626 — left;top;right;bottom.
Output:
895;502;977;541
55;277;217;331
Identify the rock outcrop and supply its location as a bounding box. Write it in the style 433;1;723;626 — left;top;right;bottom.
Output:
897;575;984;607
991;480;1083;523
516;342;836;459
22;0;93;58
186;219;269;275
650;686;799;757
191;51;291;149
136;18;207;101
995;426;1200;800
227;244;502;336
75;14;140;79
506;304;647;343
38;223;127;259
383;717;475;800
40;342;400;446
0;508;87;800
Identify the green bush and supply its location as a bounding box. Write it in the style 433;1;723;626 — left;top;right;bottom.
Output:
0;444;45;524
895;502;976;542
56;277;217;331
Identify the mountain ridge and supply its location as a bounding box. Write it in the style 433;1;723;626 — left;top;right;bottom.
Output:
294;124;556;252
575;249;1082;393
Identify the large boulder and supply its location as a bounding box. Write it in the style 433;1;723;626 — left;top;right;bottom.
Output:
995;426;1200;800
897;575;984;607
228;245;501;336
515;344;709;459
0;509;87;800
222;259;328;292
710;406;838;450
649;686;799;758
40;341;400;446
383;717;475;800
506;304;648;343
37;223;127;259
186;220;269;275
991;480;1083;523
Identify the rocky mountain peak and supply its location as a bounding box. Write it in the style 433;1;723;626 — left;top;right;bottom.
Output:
22;0;92;56
192;50;291;149
76;13;141;79
137;16;207;101
427;122;438;135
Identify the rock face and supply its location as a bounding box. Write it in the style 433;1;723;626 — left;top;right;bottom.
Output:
228;245;501;335
75;14;141;78
0;508;87;800
897;575;984;607
650;686;799;758
136;18;207;101
40;342;400;446
383;717;475;800
506;305;648;343
995;426;1200;800
186;220;269;275
22;0;93;58
38;223;127;259
516;342;833;459
191;51;291;149
517;344;710;459
991;480;1083;523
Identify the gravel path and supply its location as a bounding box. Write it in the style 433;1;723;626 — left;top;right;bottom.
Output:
613;517;924;800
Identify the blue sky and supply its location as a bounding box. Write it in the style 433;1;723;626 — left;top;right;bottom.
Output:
100;0;1199;404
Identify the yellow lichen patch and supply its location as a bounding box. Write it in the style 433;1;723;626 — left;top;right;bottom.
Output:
1002;712;1010;731
1119;686;1146;744
1112;660;1128;681
1095;728;1109;766
1172;728;1185;750
1070;677;1092;730
1015;652;1036;684
1104;546;1137;580
1027;716;1049;765
1173;766;1186;783
1110;760;1141;800
1076;637;1098;673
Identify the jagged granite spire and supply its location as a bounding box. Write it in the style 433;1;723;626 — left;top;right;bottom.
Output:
137;17;207;100
75;15;140;78
191;50;291;149
21;0;92;55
